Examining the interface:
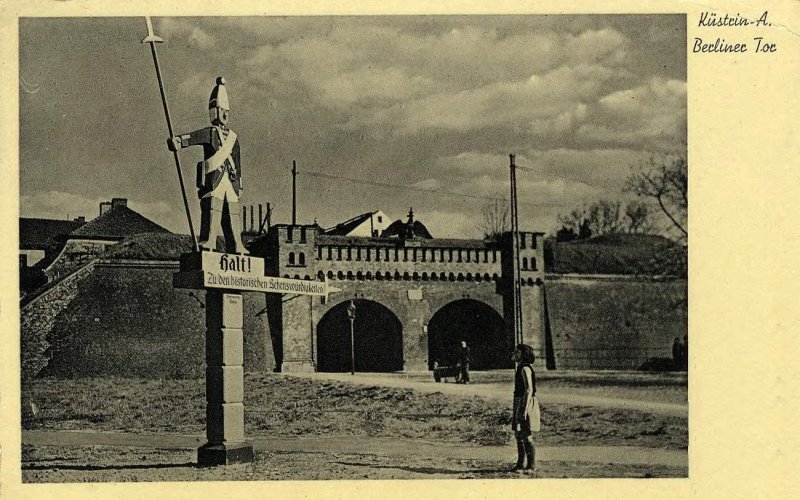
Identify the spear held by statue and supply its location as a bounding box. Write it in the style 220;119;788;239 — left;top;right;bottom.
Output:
141;16;199;252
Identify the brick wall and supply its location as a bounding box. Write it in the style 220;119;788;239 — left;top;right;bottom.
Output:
546;275;687;369
24;260;272;379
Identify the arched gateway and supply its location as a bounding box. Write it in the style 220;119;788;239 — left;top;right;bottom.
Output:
427;299;509;370
317;299;403;372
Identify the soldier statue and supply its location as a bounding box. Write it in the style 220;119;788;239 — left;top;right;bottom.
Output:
168;77;248;254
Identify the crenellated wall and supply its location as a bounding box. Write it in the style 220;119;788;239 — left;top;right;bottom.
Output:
257;224;548;372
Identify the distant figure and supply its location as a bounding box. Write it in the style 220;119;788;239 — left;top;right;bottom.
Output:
681;334;689;371
511;343;539;472
458;341;470;384
672;337;682;370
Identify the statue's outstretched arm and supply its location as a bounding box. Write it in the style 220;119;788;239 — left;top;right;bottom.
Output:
167;128;211;151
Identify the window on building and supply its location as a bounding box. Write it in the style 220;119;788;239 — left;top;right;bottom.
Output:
346;248;352;261
377;215;383;223
299;253;306;266
300;227;307;243
288;252;296;265
286;228;293;243
356;248;361;261
531;257;537;271
522;257;528;270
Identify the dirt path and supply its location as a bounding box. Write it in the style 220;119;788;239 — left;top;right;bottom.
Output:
292;372;689;417
22;430;688;468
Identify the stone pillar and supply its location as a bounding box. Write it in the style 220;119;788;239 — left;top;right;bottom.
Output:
281;294;316;372
198;290;254;465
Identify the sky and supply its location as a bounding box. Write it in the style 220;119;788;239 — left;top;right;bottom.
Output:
19;15;686;239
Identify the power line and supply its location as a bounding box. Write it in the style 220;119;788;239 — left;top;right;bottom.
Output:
299;169;565;208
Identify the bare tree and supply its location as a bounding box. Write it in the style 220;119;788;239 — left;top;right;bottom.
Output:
481;199;510;241
558;199;624;240
624;200;653;234
557;206;590;240
626;153;687;239
588;199;623;236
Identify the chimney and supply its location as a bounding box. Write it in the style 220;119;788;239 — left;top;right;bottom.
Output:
111;198;128;210
74;216;86;224
100;202;112;216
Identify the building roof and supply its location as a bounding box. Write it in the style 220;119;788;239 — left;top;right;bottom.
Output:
322;211;378;236
20;218;85;250
69;206;170;240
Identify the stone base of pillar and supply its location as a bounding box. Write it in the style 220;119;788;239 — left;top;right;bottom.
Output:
197;442;254;466
281;360;316;372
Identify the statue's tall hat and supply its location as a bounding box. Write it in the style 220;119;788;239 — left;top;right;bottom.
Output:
209;77;230;110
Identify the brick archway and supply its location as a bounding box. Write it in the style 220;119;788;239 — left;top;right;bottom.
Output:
427;299;509;370
316;299;403;372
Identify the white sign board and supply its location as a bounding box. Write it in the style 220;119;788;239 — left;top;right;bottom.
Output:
174;251;340;297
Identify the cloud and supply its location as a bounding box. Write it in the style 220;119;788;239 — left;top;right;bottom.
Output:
187;27;217;50
565;28;628;65
410;178;444;190
418;209;482;239
577;78;687;148
315;66;438;107
20;191;105;221
20;191;176;230
353;63;623;135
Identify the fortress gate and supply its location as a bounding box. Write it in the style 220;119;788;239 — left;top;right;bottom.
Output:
252;224;548;372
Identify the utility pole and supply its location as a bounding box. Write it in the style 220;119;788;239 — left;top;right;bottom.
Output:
292;160;297;225
509;154;523;345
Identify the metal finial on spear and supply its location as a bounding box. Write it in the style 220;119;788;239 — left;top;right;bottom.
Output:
142;16;199;252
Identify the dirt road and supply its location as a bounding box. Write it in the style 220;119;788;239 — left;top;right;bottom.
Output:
23;429;687;468
294;372;689;417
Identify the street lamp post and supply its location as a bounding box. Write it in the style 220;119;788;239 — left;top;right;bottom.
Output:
347;300;356;375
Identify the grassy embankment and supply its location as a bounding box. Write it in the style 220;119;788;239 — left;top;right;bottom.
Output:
23;372;687;450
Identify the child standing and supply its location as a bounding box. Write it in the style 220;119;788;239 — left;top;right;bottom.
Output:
511;343;540;472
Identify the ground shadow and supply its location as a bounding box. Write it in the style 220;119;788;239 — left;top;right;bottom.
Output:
334;460;503;476
22;462;198;472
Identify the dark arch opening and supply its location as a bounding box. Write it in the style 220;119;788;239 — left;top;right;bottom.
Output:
317;300;404;373
427;299;510;370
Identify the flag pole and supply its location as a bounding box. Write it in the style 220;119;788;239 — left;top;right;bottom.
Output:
142;17;199;252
